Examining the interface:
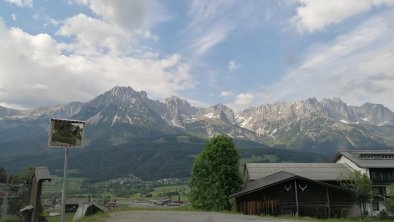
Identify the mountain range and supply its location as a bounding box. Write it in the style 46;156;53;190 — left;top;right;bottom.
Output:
1;86;394;180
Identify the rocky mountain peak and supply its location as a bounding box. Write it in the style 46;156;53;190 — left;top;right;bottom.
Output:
356;102;394;125
0;106;20;117
197;103;236;124
165;96;192;109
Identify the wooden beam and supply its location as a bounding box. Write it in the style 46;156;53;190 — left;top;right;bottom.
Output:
294;179;299;217
326;187;331;219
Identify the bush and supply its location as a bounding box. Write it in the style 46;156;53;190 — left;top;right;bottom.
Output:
0;215;22;222
378;210;389;220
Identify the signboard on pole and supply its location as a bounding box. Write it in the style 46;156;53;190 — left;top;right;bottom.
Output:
49;118;85;147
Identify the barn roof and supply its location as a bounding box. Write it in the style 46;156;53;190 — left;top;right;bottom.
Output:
334;150;394;168
245;163;353;181
230;171;366;198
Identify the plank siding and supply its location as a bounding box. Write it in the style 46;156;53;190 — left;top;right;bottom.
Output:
234;178;363;219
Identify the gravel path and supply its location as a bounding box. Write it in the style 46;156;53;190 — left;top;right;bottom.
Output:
100;210;308;222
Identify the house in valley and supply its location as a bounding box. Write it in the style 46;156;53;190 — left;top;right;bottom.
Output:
334;150;394;214
232;150;394;218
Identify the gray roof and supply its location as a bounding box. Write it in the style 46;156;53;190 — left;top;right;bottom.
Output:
334;150;394;168
232;171;296;198
245;163;353;181
231;171;365;198
34;167;51;181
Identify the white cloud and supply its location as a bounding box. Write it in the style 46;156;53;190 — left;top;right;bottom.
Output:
186;0;268;56
191;24;231;55
0;21;194;109
11;14;16;21
228;60;240;72
258;11;394;110
235;93;254;106
292;0;394;32
5;0;32;7
220;91;234;97
57;14;132;56
74;0;149;31
227;93;255;111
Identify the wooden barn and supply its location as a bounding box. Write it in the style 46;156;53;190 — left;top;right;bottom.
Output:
230;171;368;219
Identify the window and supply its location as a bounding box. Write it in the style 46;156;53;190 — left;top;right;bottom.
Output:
370;171;377;179
373;187;380;196
372;202;379;211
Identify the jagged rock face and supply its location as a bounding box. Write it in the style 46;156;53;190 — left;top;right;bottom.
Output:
0;106;20;117
195;103;236;124
236;98;324;135
1;86;394;153
74;86;160;126
160;96;199;128
354;103;394;126
237;98;394;134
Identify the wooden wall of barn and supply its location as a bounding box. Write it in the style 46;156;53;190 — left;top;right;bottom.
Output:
235;178;363;219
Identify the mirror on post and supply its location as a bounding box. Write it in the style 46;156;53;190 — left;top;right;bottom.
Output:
49;118;85;222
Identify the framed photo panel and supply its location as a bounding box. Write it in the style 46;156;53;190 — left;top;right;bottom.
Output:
49;118;85;147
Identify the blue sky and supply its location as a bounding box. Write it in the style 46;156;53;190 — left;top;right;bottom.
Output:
0;0;394;111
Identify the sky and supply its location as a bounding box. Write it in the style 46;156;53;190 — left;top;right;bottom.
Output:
0;0;394;112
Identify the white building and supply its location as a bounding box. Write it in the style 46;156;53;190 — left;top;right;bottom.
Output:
334;150;394;215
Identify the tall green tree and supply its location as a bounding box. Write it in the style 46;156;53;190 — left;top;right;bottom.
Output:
340;171;372;198
189;135;242;211
384;183;394;215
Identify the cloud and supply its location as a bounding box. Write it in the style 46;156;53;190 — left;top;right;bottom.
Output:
185;0;268;56
257;11;394;110
0;20;194;109
191;24;231;55
226;93;255;111
74;0;149;31
57;13;132;56
220;91;234;97
228;60;240;72
5;0;32;7
292;0;394;32
11;14;16;21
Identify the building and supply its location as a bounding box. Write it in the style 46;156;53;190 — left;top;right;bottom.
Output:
334;150;394;214
231;171;367;219
234;150;394;217
244;163;353;185
73;200;108;221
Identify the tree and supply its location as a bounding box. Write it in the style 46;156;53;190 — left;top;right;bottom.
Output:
189;135;242;211
339;171;372;198
0;166;7;183
384;183;394;215
7;167;34;215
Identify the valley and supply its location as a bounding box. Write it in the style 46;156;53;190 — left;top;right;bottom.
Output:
1;86;394;182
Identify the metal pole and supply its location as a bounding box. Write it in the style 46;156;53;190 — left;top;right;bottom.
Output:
61;148;69;222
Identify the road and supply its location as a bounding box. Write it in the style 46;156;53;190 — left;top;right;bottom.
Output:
99;210;308;222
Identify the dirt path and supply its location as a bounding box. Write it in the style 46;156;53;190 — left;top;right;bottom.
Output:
99;210;307;222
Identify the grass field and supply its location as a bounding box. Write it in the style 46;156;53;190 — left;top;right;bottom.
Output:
42;174;87;199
